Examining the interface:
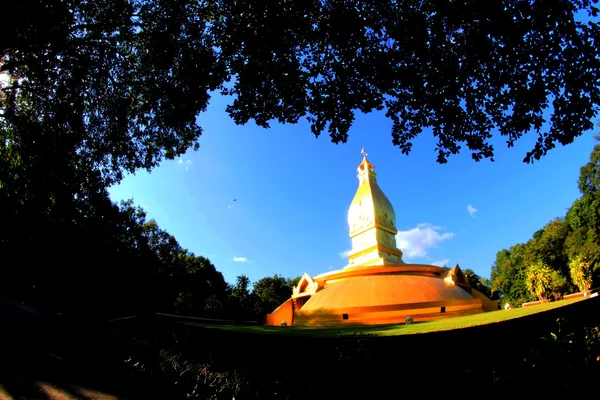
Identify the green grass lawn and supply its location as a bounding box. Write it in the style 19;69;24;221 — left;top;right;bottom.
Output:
182;297;588;337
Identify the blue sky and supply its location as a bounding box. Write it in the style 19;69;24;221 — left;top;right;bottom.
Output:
108;93;598;286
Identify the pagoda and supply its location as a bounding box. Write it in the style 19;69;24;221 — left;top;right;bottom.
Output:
266;149;497;326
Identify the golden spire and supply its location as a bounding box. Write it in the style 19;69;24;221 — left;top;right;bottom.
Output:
356;147;377;185
345;149;404;268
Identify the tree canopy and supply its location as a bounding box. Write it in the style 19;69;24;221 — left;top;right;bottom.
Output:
252;275;300;318
491;244;532;306
491;137;600;305
2;0;600;171
578;134;600;195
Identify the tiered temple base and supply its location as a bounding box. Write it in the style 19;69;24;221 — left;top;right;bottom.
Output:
293;300;483;326
266;265;494;327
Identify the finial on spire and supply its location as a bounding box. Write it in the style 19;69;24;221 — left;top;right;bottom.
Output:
361;147;368;159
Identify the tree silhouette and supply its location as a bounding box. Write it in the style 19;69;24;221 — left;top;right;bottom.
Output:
3;0;600;168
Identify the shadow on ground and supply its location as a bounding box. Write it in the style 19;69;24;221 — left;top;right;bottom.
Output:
1;296;599;399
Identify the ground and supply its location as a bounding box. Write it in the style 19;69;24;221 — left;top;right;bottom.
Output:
0;296;594;399
182;296;586;337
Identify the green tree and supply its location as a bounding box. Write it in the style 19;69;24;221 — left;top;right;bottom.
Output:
566;195;600;233
569;255;595;293
578;135;600;195
524;218;574;291
252;275;295;319
564;224;600;285
226;275;256;320
526;262;568;302
565;136;600;289
172;253;229;316
567;136;600;234
288;276;302;289
204;294;225;319
234;275;251;299
490;244;532;306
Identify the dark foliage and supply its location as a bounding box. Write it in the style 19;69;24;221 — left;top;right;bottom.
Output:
2;1;600;168
109;297;600;399
252;275;298;320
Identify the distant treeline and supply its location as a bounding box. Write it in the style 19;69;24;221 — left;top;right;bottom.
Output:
491;137;600;306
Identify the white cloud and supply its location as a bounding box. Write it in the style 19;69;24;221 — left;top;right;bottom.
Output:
432;259;449;267
395;223;455;259
233;256;248;263
339;249;351;259
177;158;193;171
467;204;479;217
328;265;333;270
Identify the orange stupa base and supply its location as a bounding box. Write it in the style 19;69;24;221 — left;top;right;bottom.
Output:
266;264;494;327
